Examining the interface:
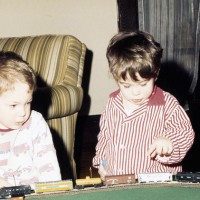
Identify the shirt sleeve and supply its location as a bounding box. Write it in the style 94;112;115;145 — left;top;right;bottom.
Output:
156;99;195;164
92;109;109;168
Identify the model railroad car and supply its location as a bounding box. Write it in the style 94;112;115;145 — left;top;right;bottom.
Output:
0;185;32;198
138;172;173;183
34;180;73;193
75;176;102;189
174;172;200;183
104;174;136;185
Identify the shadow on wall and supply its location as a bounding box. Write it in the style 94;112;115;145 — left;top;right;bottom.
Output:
32;76;52;119
74;49;93;178
78;49;93;116
183;54;200;172
157;60;200;172
51;128;73;180
156;60;193;110
184;102;200;172
31;76;73;179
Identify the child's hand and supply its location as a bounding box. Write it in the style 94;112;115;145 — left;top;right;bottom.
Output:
147;136;173;158
98;164;107;181
0;178;11;187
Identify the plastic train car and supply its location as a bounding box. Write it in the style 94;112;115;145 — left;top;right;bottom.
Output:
138;172;173;183
104;174;136;185
75;176;102;189
0;185;32;199
35;180;73;193
174;172;200;183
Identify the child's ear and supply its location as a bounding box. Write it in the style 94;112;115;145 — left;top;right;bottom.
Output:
154;69;160;81
157;69;160;76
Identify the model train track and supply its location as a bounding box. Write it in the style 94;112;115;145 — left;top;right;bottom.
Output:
25;181;200;199
2;172;200;198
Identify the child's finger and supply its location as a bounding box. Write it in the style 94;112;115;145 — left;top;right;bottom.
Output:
147;144;157;157
162;146;169;154
98;164;106;181
156;145;163;155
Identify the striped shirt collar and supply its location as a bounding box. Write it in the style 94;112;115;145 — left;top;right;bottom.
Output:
109;86;165;106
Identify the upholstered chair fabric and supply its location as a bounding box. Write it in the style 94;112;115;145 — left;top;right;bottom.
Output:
0;35;86;180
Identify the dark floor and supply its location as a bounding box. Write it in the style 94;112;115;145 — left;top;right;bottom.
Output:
182;102;200;171
74;115;100;178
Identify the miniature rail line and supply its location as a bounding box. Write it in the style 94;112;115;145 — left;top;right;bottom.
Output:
25;182;200;199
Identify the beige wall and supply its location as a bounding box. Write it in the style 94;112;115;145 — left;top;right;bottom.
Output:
0;0;118;115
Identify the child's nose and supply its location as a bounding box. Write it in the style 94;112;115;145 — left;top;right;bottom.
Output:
18;106;26;116
131;87;140;96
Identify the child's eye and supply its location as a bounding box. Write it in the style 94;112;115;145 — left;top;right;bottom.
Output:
140;83;147;86
123;85;130;88
10;105;17;108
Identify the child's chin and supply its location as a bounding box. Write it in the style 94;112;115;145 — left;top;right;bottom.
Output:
132;100;143;105
11;124;23;130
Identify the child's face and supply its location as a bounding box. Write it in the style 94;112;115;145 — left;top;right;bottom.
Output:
0;82;33;129
118;73;155;106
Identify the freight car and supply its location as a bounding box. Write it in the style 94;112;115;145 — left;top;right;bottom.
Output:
75;176;103;189
104;174;136;185
34;180;73;193
138;172;173;183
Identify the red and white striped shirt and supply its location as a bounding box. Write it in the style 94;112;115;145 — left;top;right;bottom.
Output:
93;86;194;177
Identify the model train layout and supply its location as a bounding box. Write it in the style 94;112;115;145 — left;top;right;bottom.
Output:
1;172;200;197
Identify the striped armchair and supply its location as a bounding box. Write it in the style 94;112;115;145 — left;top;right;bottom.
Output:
0;35;86;180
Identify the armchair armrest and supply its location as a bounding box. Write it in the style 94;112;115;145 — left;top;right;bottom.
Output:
32;84;83;120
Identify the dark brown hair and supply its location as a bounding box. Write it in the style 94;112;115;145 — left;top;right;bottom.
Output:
106;31;163;81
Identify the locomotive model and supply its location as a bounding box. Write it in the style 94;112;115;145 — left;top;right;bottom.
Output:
174;172;200;183
0;185;32;199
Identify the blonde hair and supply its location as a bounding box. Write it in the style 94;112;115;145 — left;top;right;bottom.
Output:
106;31;163;81
0;51;36;95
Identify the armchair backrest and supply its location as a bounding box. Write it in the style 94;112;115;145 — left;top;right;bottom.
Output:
0;35;86;87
